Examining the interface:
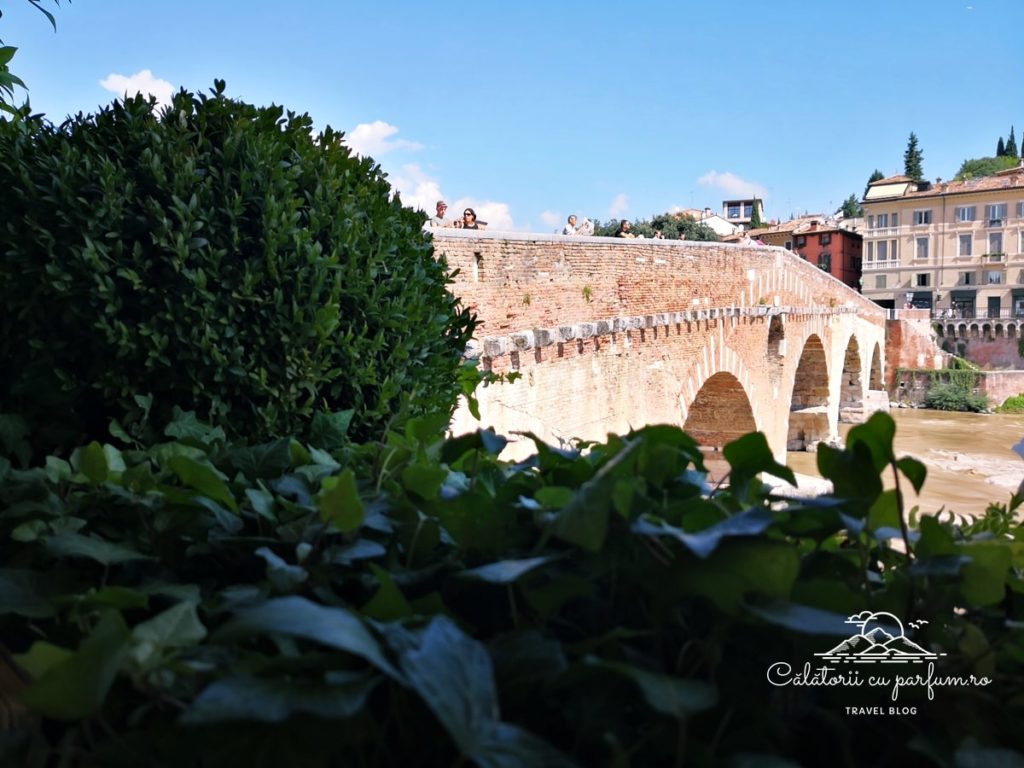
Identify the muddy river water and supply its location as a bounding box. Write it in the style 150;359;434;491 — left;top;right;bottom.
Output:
785;409;1024;519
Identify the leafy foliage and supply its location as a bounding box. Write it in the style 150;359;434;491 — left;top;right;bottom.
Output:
0;84;476;457
1;411;1023;766
593;212;720;241
0;1;64;117
864;168;884;197
995;393;1024;413
925;381;989;412
837;193;862;218
955;155;1018;180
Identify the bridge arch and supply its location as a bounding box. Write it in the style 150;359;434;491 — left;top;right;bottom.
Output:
869;342;883;389
838;335;863;423
787;333;830;451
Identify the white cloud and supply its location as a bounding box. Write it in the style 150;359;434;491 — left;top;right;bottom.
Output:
608;193;630;217
346;120;423;157
539;210;561;229
697;171;767;199
100;69;175;108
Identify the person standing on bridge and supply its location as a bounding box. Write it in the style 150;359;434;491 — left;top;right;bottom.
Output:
563;215;581;235
428;200;451;228
615;220;635;238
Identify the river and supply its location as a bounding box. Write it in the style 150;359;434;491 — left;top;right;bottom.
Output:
785;409;1024;519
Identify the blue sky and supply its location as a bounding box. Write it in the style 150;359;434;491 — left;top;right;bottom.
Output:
3;0;1022;231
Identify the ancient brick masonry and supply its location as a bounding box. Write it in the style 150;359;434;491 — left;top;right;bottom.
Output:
435;231;889;461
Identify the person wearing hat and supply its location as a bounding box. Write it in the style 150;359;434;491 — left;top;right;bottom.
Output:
428;200;450;227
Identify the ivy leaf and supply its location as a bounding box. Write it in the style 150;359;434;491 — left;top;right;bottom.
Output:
896;456;927;494
182;673;380;724
317;468;364;533
585;657;717;718
632;508;774;560
44;532;153;566
215;596;399;679
229;439;294;481
168;455;237;511
723;431;795;495
461;556;557;584
310;409;354;450
22;611;131;720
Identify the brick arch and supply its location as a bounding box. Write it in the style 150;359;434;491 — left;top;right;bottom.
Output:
680;336;761;434
787;333;829;451
838;335;863;423
683;371;757;452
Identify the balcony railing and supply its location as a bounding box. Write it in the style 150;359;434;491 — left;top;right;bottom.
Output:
931;309;1024;321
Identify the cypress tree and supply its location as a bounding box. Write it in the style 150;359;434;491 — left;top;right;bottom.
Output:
903;132;924;181
997;136;1006;157
1007;126;1018;158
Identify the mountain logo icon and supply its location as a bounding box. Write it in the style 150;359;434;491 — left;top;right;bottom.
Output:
815;611;944;663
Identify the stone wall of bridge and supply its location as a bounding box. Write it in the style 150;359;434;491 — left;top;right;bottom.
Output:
435;231;888;461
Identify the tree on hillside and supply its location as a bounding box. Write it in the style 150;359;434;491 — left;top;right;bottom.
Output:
1007;126;1018;159
955;155;1018;180
997;137;1006;157
594;213;719;241
904;132;924;180
837;194;862;218
864;169;884;197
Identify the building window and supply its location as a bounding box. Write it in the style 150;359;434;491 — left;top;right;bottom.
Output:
956;205;976;222
986;203;1007;226
1017;201;1024;218
743;203;753;218
892;213;899;227
795;235;806;247
877;240;888;261
1020;231;1024;254
865;241;873;261
989;232;1003;254
916;237;929;260
959;234;972;256
876;213;889;228
875;275;886;289
913;210;932;225
915;273;930;287
987;270;1004;285
961;271;976;286
867;215;874;229
820;233;832;245
818;253;832;271
728;204;741;219
784;240;792;250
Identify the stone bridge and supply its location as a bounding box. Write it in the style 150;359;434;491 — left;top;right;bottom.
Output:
437;231;888;463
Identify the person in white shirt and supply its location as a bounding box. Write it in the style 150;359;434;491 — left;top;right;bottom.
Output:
563;215;580;235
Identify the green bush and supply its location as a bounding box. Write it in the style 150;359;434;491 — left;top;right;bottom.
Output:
0;83;475;457
925;381;989;412
996;393;1024;413
1;413;1023;766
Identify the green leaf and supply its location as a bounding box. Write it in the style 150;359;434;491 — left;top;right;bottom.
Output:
168;455;237;511
11;519;47;542
310;409;354;450
182;672;379;724
133;602;207;648
0;569;57;618
401;461;448;500
230;439;293;480
632;507;774;559
44;532;153;565
585;657;717;718
72;441;108;484
164;408;226;445
22;611;131;720
845;412;896;473
461;556;557;584
215;596;399;679
550;438;641;552
534;486;574;509
958;542;1012;606
12;641;72;679
723;431;795;493
317;468;364;533
896;456;927;494
440;428;508;464
361;564;413;622
255;546;308;592
677;539;799;612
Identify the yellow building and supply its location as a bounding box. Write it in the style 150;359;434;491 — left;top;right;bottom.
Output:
861;162;1024;317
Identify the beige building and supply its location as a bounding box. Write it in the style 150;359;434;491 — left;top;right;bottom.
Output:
861;163;1024;317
